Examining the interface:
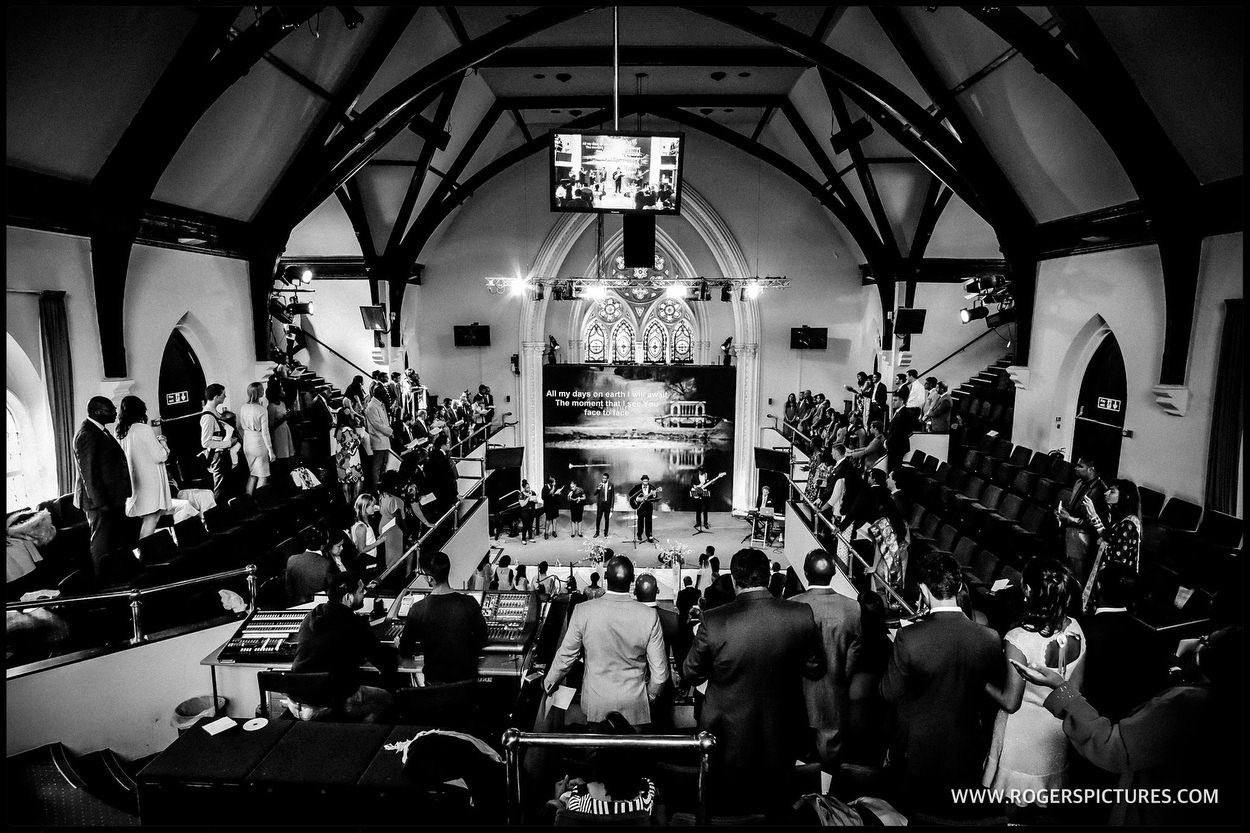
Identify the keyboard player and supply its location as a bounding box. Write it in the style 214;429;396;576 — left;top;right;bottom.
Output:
397;551;488;684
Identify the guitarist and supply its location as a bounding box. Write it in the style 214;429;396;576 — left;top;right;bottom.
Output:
691;468;713;532
633;475;659;543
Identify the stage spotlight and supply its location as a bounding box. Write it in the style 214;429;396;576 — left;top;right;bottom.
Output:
509;278;526;296
963;278;980;295
698;280;711;301
665;283;686;299
745;282;763;300
300;268;314;285
960;306;989;323
287;301;313;316
721;284;732;302
536;283;545;301
986;307;1016;328
564;280;575;298
585;283;607;300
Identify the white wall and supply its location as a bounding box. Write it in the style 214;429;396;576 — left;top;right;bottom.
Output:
297;278;381;390
1013;233;1242;506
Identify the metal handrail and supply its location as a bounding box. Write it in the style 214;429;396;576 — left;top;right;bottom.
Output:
290;323;376;380
6;564;258;643
784;474;917;617
915;327;1000;379
501;729;717;825
766;413;811;445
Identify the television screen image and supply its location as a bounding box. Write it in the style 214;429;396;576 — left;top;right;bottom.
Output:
453;325;491;347
550;130;685;215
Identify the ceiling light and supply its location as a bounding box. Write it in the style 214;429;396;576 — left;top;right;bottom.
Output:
960;306;989;323
584;283;607;300
665;284;686;299
300;269;314;285
535;283;545;301
510;278;527;296
721;285;732;302
745;282;763;300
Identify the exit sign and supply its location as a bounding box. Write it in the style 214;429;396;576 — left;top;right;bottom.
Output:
164;391;189;406
1097;396;1121;412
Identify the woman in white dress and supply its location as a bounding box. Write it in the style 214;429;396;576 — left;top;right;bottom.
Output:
116;396;173;540
982;557;1086;810
238;382;275;494
349;493;386;570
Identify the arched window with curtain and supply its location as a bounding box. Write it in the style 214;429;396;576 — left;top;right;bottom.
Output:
7;401;30;510
643;321;668;363
672;320;694;364
611;321;635;364
584;321;607;364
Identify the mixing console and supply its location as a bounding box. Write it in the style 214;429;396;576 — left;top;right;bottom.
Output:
217;611;306;663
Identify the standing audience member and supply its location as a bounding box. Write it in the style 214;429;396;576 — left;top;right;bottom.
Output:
377;471;409;570
425;433;460;521
584;572;605;600
545;555;669;728
1055;456;1106;583
767;561;785;597
305;387;335;478
682;548;825;818
884;392;916;472
879;552;1003;816
1080;563;1170;722
364;384;393;491
266;384;296;482
74;396;133;579
1013;626;1242;826
289;570;398;722
928;382;952;432
199;384;238;501
792;548;863;766
115;396;171;540
238;382;275;495
1080;478;1142;612
333;410;364;505
633;573;678;731
981;558;1086;810
398;551;488;685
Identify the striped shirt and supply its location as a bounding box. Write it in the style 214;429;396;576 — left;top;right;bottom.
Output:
560;778;657;816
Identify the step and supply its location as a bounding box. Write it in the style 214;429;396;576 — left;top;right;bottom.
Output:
74;749;139;817
5;744;137;826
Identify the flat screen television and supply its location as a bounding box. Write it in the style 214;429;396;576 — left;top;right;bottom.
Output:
485;446;524;470
790;326;829;350
453;324;491;347
550;130;685;215
359;305;388;332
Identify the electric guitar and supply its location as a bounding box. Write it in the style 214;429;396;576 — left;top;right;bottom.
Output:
690;472;727;499
629;486;663;510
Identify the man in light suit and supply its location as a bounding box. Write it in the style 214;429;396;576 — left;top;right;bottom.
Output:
792;548;863;766
544;555;669;728
364;383;393;490
880;552;1003;815
682;547;826;817
73;396;133;578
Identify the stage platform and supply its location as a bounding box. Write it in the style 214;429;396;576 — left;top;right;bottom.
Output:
491;511;785;599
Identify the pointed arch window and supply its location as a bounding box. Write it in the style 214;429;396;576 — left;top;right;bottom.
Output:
611;321;635;364
584;321;607;364
672;320;694;364
643;321;668;363
7;402;30;510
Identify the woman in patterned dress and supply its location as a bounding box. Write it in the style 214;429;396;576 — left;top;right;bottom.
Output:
1080;479;1142;613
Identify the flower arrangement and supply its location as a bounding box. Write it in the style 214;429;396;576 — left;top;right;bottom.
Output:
657;540;692;569
578;538;609;566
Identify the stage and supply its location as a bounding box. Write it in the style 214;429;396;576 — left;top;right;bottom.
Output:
491;510;785;599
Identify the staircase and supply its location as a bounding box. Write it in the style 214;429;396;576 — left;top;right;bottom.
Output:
949;355;1015;445
6;743;152;825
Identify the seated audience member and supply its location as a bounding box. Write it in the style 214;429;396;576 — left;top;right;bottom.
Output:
545;556;669;729
491;553;515;590
682;548;826;818
584;571;606;600
285;527;339;605
767;561;785;597
1015;626;1242;826
513;563;530;592
1080;563;1171;722
554;712;658;819
534;561;560;600
879;552;1003;816
398;551;487;685
289;570;399;722
793;548;863;766
348;493;386;568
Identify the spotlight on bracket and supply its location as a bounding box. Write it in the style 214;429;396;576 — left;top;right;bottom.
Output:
960;305;989;324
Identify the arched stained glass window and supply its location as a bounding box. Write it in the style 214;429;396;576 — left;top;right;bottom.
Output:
643;321;667;363
611;321;635;364
672;320;694;363
584;321;607;363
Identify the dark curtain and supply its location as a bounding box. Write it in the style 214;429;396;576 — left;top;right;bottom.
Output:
39;291;75;495
1205;299;1243;514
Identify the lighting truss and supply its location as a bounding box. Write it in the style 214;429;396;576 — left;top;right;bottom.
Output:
484;276;790;295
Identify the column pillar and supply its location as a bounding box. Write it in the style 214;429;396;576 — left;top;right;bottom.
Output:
519;341;547;485
732;341;760;510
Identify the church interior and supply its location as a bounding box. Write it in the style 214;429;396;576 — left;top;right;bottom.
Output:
5;5;1243;826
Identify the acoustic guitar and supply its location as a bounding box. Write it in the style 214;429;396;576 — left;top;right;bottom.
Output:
629;486;663;509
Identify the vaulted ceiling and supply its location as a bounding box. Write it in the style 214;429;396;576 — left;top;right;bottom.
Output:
6;5;1243;382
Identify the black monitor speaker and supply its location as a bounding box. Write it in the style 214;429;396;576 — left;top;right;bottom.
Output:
893;308;927;335
485;446;524;469
453;324;491;347
753;446;790;473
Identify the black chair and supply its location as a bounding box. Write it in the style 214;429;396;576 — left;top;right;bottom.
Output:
254;576;291;609
1157;497;1202;532
137;528;179;568
1048;459;1075;487
388;681;480;731
257;671;342;720
1138;486;1166;522
1196;510;1243;548
952;537;979;569
173;516;209;547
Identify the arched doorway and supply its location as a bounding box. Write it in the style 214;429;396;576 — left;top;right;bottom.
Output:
1071;332;1127;477
158;329;207;467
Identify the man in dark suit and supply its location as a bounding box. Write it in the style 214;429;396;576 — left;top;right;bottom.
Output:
869;372;888;424
884;392;915;472
880;552;1003;815
593;471;613;537
634;572;679;730
792;549;863;766
1081;563;1171;722
682;547;826;817
1056;455;1106;582
425;433;460;520
285;527;338;605
73;396;133;578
